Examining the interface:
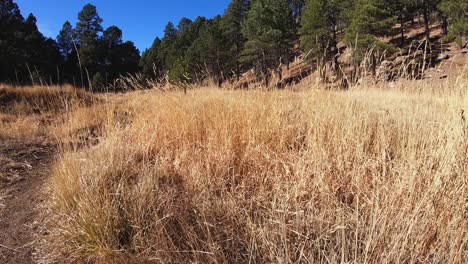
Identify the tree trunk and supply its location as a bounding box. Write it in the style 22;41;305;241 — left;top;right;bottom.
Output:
423;4;431;41
371;53;376;78
235;44;240;81
440;13;448;35
261;49;268;86
400;13;405;46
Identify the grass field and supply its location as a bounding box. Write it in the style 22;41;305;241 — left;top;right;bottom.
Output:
1;78;467;263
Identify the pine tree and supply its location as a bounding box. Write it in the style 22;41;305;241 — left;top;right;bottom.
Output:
1;2;61;84
0;0;22;25
102;26;123;48
186;16;229;85
74;4;103;47
438;0;467;45
107;40;140;80
57;21;74;59
300;0;350;59
344;0;396;60
73;3;104;86
242;0;297;83
220;0;250;79
0;0;24;81
140;37;163;78
157;22;178;73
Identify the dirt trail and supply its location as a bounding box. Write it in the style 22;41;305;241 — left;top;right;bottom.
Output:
0;140;54;264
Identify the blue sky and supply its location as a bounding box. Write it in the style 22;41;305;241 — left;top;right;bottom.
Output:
15;0;231;52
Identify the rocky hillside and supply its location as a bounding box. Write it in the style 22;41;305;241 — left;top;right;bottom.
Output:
233;17;467;89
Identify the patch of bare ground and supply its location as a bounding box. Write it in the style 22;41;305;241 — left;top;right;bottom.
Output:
0;139;54;263
0;85;96;263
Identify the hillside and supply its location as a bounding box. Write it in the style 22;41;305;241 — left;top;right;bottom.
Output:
234;17;467;89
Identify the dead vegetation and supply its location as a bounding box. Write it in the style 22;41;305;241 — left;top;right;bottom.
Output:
0;85;97;141
22;74;465;263
0;84;95;115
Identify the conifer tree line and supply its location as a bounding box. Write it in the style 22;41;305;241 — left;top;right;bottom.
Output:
1;0;466;89
0;0;140;89
141;0;466;85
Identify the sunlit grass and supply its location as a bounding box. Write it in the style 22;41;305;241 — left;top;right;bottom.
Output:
38;76;468;263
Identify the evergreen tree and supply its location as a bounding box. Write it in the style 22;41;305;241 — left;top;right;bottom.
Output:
221;0;250;79
102;25;123;48
95;26;140;89
300;0;350;59
344;0;396;60
1;1;61;84
0;0;24;81
0;0;21;21
23;13;61;74
186;16;229;84
57;21;74;59
403;0;441;40
157;22;178;74
56;21;80;84
106;40;140;80
386;0;413;46
438;0;467;45
242;0;297;83
140;37;163;78
74;3;103;47
74;3;104;86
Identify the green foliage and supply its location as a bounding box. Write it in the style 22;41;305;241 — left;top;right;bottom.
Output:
220;0;250;77
74;4;103;47
1;0;466;87
438;0;468;45
241;0;297;77
0;0;62;84
91;71;105;90
57;21;74;59
300;0;351;59
139;37;162;78
102;26;123;48
344;0;397;60
67;4;140;88
186;16;230;83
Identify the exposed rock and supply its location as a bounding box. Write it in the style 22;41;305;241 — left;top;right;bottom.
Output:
376;60;395;81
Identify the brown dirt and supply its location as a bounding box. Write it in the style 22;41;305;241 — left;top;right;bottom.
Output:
0;139;54;264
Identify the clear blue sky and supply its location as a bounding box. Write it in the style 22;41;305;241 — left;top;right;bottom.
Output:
15;0;231;52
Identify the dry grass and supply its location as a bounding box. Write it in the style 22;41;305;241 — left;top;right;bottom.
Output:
36;76;468;263
0;85;96;141
0;84;94;114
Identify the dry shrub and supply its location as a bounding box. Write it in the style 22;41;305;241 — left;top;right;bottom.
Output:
46;79;467;263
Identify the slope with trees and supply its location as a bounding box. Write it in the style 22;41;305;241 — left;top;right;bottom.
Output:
1;0;467;88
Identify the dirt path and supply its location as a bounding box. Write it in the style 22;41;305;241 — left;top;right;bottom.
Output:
0;140;54;264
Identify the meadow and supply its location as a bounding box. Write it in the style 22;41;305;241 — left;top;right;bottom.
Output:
1;77;467;263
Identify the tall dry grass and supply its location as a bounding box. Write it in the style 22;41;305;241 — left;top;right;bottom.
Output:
43;78;467;263
0;85;96;141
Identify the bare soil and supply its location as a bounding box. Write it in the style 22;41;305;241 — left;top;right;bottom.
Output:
0;139;54;264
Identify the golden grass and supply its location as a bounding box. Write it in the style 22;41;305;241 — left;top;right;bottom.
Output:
0;85;96;141
40;77;468;263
